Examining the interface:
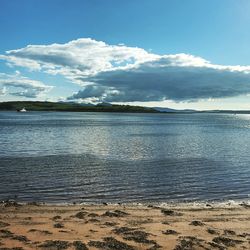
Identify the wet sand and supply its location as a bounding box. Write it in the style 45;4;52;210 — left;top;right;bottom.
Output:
0;202;249;249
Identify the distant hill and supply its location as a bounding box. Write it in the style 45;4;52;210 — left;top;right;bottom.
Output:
201;110;250;114
154;107;196;113
0;101;159;113
2;101;249;114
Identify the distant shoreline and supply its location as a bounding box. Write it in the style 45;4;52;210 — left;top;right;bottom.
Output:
0;101;160;113
1;101;250;114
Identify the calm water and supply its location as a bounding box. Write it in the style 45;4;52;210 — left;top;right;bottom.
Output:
0;111;250;203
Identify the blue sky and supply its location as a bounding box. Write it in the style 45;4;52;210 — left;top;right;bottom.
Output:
1;0;250;110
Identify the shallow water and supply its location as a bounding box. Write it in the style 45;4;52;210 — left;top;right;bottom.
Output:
0;111;250;203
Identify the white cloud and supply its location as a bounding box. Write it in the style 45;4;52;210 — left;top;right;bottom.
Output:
82;58;250;102
0;73;53;98
0;86;6;96
2;38;156;79
0;55;42;71
2;38;250;102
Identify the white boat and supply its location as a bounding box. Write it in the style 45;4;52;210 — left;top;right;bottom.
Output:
17;107;27;112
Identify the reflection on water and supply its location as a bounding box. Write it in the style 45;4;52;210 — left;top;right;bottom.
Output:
0;111;250;203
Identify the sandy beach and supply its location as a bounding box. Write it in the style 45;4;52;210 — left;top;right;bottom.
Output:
0;202;249;250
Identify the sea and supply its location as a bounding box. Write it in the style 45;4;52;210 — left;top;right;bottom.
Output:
0;111;250;204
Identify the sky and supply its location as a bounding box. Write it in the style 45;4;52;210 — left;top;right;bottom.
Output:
1;0;250;110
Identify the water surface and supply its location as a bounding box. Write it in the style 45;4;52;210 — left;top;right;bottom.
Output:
0;111;250;203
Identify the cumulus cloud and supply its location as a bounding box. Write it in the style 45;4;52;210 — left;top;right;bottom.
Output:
0;86;6;96
0;38;156;79
84;57;250;102
0;73;52;98
2;38;250;102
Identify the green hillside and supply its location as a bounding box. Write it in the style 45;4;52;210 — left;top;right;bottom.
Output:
0;101;159;113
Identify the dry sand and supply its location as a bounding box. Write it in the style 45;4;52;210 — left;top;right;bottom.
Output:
0;201;249;249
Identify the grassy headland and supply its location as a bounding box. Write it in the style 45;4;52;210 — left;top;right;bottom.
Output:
0;101;159;113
